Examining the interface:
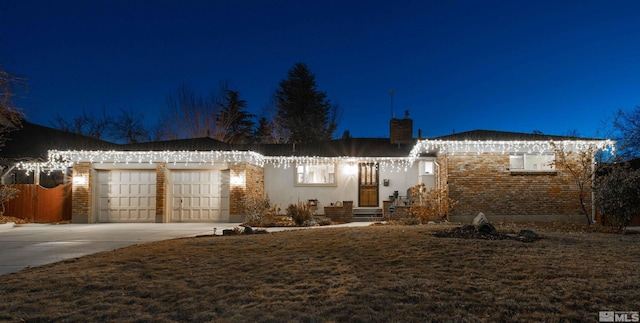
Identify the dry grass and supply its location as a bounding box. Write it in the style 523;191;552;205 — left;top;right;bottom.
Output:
0;215;28;224
1;223;639;322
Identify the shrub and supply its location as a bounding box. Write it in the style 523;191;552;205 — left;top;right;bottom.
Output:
286;202;314;226
403;217;421;225
242;190;280;227
408;183;457;223
316;217;333;226
595;165;640;233
0;184;20;216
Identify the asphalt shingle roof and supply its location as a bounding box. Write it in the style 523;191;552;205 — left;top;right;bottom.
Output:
1;123;606;161
1;122;116;160
433;130;583;141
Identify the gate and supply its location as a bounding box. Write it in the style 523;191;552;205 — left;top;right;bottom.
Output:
3;184;72;223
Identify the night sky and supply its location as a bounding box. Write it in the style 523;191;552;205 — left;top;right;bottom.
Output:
2;0;639;140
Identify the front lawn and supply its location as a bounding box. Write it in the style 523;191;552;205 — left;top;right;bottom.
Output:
0;223;638;322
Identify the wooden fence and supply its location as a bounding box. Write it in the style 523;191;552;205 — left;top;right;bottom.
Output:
3;184;72;223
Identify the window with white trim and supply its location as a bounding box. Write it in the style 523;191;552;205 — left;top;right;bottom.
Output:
510;154;555;171
296;164;336;185
421;161;434;175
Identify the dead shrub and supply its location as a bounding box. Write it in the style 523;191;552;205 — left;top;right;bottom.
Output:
286;202;314;226
242;190;280;227
0;184;20;216
408;183;457;223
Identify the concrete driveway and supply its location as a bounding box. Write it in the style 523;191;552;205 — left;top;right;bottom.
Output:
0;222;241;276
0;221;374;276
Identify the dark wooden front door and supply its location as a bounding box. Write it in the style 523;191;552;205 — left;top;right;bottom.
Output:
358;163;379;207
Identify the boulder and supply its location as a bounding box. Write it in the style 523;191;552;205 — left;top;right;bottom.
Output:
478;222;497;234
222;229;235;236
472;212;488;226
243;226;254;234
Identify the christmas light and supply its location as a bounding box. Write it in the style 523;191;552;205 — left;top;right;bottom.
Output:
15;139;615;175
408;139;615;164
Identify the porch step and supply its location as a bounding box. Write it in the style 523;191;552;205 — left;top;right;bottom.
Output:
352;208;384;222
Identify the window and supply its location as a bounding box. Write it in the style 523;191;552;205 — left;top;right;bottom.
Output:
509;155;524;170
510;154;555;171
296;164;336;185
423;161;434;175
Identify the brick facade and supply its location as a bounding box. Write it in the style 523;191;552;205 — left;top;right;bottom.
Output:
323;201;353;222
442;153;589;221
390;116;413;144
229;162;264;219
155;163;166;222
71;162;92;223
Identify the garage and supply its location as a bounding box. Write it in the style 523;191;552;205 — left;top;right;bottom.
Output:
169;170;230;222
96;170;157;222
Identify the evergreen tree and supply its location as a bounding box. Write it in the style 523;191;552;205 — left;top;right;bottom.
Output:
216;89;255;144
254;117;278;144
274;63;338;143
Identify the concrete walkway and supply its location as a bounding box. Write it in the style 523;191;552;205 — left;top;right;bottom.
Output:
0;222;373;276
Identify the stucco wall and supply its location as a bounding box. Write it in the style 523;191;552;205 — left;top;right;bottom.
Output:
264;163;357;212
379;163;421;204
264;161;422;212
443;153;590;223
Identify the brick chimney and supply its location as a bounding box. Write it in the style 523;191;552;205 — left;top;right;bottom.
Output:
390;110;413;144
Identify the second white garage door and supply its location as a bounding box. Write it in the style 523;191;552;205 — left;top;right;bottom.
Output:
170;170;229;222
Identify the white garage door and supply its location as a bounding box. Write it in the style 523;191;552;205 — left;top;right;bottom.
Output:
97;170;157;222
170;170;229;222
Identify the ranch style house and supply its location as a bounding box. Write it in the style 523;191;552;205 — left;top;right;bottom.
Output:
1;116;615;224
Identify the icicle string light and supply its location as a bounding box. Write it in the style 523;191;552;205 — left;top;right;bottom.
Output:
15;139;615;175
408;139;615;164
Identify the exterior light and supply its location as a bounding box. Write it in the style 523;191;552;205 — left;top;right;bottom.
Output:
72;174;87;185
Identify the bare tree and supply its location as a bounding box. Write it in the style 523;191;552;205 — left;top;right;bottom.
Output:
161;84;219;140
109;108;150;143
595;163;640;232
564;129;581;138
613;106;640;161
0;64;26;147
51;109;113;140
256;95;294;144
149;121;170;142
160;83;256;143
550;142;614;225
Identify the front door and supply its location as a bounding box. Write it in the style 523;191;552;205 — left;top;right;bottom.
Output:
358;163;379;207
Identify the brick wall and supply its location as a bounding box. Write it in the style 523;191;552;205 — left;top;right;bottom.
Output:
229;163;264;217
390;117;413;144
443;153;588;221
155;163;166;222
71;162;91;223
323;201;353;222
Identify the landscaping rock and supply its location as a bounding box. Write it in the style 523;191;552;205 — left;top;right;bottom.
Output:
478;222;497;234
519;230;539;240
222;229;235;236
472;212;488;226
434;225;542;243
461;224;477;232
243;226;254;234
